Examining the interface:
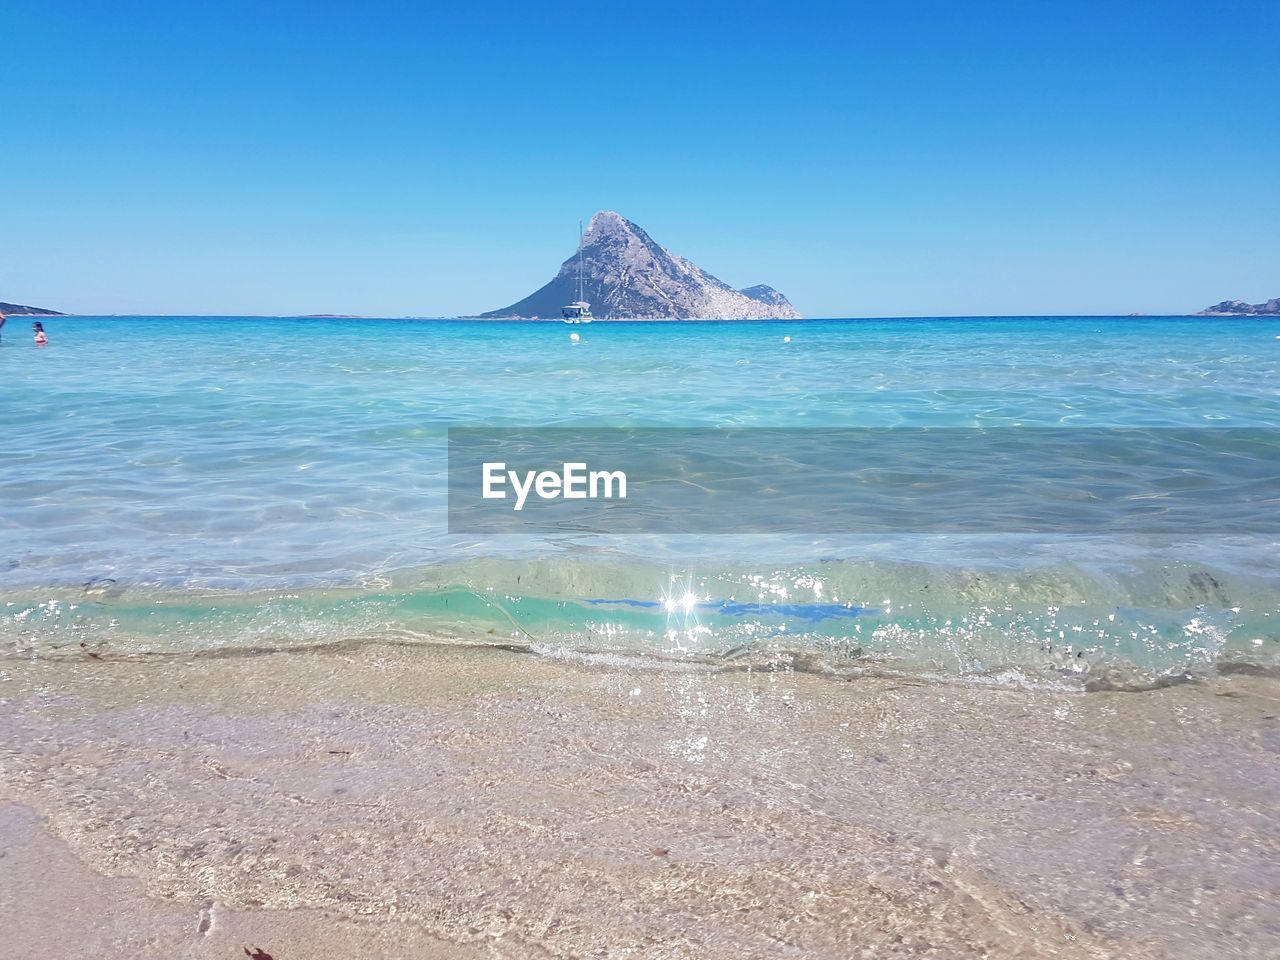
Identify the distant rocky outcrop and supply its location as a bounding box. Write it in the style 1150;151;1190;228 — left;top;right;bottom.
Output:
0;301;63;316
481;211;801;319
1197;298;1280;316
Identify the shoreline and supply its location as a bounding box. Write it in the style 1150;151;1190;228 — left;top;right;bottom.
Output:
3;642;1277;958
4;629;1274;696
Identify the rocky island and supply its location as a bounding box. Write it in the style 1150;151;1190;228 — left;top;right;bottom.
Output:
1197;297;1280;316
0;301;63;316
481;211;801;320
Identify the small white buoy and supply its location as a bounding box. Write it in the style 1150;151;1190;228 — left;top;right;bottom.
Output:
569;332;581;343
783;335;791;343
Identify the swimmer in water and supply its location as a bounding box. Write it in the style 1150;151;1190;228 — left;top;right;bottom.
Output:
0;307;6;342
33;321;48;346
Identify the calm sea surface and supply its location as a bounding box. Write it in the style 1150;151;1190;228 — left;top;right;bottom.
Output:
3;315;1278;687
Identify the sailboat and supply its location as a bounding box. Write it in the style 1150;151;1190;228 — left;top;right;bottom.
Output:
561;221;593;323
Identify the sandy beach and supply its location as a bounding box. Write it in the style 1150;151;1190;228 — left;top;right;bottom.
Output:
2;643;1277;959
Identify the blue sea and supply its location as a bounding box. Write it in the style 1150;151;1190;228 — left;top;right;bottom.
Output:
3;315;1278;688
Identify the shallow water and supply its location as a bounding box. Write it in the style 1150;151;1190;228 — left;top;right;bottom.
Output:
3;315;1278;686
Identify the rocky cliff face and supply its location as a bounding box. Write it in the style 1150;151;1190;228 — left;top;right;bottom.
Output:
1197;298;1280;316
0;302;63;316
481;211;801;319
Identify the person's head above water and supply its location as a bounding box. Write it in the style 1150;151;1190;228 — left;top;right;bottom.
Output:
32;321;44;332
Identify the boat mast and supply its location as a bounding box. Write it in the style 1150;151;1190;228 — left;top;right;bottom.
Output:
577;219;584;303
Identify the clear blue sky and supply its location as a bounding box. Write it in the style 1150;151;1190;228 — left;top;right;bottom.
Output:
2;0;1276;317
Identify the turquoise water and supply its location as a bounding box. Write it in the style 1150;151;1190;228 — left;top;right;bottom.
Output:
3;315;1278;686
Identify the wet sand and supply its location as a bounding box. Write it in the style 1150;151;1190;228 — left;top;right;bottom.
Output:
2;643;1278;958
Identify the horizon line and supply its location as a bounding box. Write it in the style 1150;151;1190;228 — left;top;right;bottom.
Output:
13;312;1243;321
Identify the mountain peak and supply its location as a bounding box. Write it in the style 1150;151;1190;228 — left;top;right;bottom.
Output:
586;210;629;233
482;213;800;320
